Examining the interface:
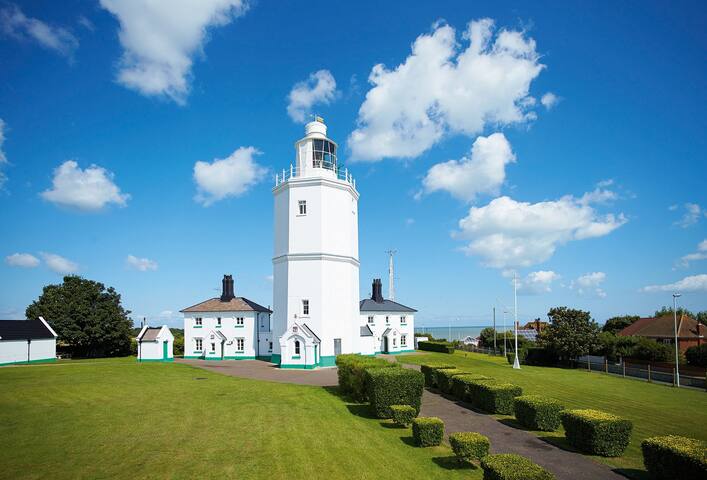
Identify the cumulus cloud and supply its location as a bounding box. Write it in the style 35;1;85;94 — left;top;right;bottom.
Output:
676;239;707;268
287;70;338;122
456;188;626;268
571;271;607;298
348;18;545;161
419;133;515;202
513;270;560;295
194;146;267;206
41;160;130;211
0;4;78;59
127;254;158;271
40;252;78;274
100;0;248;104
5;253;40;268
673;203;705;228
0;118;7;188
540;92;560;109
642;274;707;293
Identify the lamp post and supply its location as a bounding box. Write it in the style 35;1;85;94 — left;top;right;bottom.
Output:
502;308;508;357
673;293;681;387
513;272;521;369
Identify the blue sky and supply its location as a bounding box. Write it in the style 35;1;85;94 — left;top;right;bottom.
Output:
1;0;706;328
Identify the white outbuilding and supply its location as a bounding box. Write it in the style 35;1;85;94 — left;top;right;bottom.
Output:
0;317;57;366
136;325;174;362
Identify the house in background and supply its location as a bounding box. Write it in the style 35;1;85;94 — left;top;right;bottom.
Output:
360;278;416;355
136;325;174;362
0;317;57;366
617;314;704;352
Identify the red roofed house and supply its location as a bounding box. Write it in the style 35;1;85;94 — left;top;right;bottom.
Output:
617;314;704;352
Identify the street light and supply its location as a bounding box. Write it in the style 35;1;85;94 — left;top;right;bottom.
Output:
673;293;681;387
513;272;520;369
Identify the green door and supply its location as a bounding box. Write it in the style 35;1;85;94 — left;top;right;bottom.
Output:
163;341;168;360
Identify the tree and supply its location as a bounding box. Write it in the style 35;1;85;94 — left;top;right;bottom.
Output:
654;306;695;319
26;275;133;357
601;315;640;334
695;312;707;327
685;344;707;367
630;337;672;362
478;327;496;348
540;307;601;360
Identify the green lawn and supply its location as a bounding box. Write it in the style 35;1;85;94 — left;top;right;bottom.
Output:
0;359;477;480
399;351;707;476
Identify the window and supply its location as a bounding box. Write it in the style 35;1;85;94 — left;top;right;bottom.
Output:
210;342;216;352
400;315;406;324
312;139;337;168
401;334;407;347
385;316;390;324
195;317;202;326
367;315;374;324
294;340;301;355
298;200;307;215
236;338;244;352
393;338;397;347
217;317;222;326
269;342;273;351
236;317;244;326
195;338;202;351
302;299;310;316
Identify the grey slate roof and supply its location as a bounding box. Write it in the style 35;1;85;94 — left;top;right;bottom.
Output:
360;325;373;337
137;327;162;342
382;327;392;336
359;299;417;313
301;324;321;343
0;319;55;341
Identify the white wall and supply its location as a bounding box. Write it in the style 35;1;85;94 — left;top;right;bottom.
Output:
360;312;415;353
184;312;270;358
0;338;56;365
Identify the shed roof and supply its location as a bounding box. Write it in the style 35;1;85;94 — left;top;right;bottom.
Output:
300;324;321;343
359;299;417;313
617;314;704;339
181;297;272;313
0;319;56;341
360;325;373;337
137;327;162;342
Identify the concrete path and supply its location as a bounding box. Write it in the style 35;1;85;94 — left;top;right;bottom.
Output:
177;358;625;480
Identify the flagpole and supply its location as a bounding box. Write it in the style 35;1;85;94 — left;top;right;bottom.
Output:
513;272;521;369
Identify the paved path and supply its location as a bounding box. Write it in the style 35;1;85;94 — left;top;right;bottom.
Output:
178;358;625;480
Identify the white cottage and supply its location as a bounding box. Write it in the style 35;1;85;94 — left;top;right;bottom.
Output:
0;317;57;366
182;275;273;360
136;325;174;362
360;279;416;355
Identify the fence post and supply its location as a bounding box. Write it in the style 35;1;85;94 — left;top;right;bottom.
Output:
647;363;651;383
673;368;676;387
622;362;626;378
605;358;608;374
587;357;591;372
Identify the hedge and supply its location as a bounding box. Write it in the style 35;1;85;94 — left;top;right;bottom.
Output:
417;341;454;354
335;354;398;402
435;368;469;394
465;378;499;407
513;395;564;431
449;432;490;463
524;346;559;366
561;409;633;457
420;363;455;388
641;435;707;480
475;382;523;414
390;404;417;427
451;374;491;402
364;367;424;418
412;417;444;446
480;454;556;480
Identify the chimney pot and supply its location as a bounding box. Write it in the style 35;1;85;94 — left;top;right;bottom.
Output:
221;274;235;301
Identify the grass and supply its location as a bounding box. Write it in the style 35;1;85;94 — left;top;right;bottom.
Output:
0;358;479;480
399;351;707;477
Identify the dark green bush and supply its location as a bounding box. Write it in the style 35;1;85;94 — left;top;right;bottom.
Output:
506;349;527;365
451;374;491;401
435;368;469;393
561;409;633;456
513;395;564;431
390;404;417;427
417;341;454;354
465;378;498;406
641;435;707;480
475;382;523;414
336;354;398;402
524;346;559;366
685;344;707;367
420;363;455;387
449;432;490;463
412;417;444;446
364;367;424;418
480;454;555;480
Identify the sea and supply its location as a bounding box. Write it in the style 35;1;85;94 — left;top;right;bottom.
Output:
414;325;511;342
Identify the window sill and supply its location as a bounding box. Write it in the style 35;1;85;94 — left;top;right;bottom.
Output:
193;351;203;353
194;326;203;328
216;325;222;328
235;325;244;328
292;355;301;359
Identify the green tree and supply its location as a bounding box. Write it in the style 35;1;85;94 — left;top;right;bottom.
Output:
478;327;496;348
26;275;133;357
540;307;601;360
601;315;640;334
685;344;707;367
654;306;695;319
695;311;707;327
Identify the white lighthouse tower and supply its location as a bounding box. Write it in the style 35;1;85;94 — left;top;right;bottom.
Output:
271;117;360;368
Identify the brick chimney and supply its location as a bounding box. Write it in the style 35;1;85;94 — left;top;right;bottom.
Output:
371;278;384;303
221;274;235;302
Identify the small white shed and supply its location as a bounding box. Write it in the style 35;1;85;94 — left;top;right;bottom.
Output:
136;325;174;362
0;317;57;366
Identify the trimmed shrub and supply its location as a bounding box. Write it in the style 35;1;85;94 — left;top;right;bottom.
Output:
561;409;633;457
466;378;499;406
451;374;491;401
336;354;398;402
641;435;707;480
685;344;707;367
434;368;469;393
420;363;455;388
480;454;556;480
365;367;424;418
449;432;490;463
524;346;559;366
418;341;454;354
513;395;564;431
412;417;444;446
475;382;523;414
390;405;417;427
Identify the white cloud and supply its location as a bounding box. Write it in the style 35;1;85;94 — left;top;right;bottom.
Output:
515;270;560;295
676;239;707;268
420;132;515;202
642;274;707;293
287;70;338;122
100;0;248;104
0;118;7;188
540;92;560;109
456;188;626;268
348;19;545;161
194;146;266;206
40;252;78;274
127;254;158;271
673;203;705;228
5;253;40;268
571;271;607;298
41;160;130;211
0;5;78;58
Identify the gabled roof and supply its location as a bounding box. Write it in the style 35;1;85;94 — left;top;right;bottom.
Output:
181;297;272;313
359;299;417;313
137;327;162;342
617;314;704;339
0;318;57;341
360;325;373;337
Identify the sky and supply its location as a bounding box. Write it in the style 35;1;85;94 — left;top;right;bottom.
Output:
1;0;706;328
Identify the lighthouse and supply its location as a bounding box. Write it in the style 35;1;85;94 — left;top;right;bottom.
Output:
271;117;361;368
